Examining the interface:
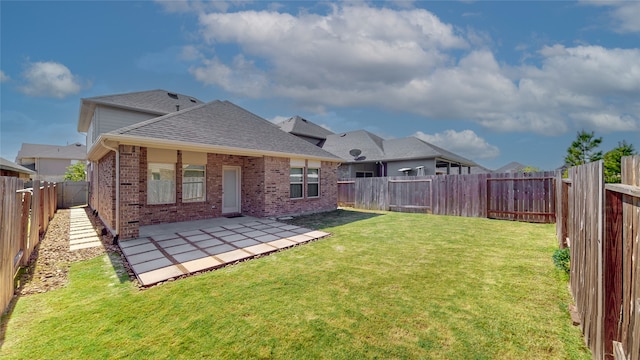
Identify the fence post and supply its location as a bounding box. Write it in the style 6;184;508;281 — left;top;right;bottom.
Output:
604;189;624;360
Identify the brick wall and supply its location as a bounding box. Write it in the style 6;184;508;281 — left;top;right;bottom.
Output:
262;157;338;217
118;145;140;239
96;151;116;232
107;146;338;239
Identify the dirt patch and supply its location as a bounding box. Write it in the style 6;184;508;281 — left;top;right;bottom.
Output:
17;207;125;295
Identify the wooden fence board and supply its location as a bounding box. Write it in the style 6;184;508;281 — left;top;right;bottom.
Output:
338;172;556;223
1;178;57;315
559;156;640;360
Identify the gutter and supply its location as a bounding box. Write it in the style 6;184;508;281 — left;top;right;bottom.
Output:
100;139;119;240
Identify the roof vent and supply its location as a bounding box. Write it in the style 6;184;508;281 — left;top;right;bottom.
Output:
349;149;362;158
340;133;346;137
167;92;179;99
176;105;180;111
189;98;197;103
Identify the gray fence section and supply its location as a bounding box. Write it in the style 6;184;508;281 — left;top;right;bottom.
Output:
56;181;88;208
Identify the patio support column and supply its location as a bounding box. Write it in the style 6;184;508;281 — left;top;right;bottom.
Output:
118;145;140;240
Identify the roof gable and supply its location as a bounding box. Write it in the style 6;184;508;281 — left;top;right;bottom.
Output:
103;100;341;161
16;142;86;161
0;157;35;174
278;116;334;140
78;89;204;132
323;130;386;162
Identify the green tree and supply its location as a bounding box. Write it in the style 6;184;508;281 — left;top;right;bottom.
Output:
64;162;86;181
564;130;603;166
603;141;636;183
521;166;541;173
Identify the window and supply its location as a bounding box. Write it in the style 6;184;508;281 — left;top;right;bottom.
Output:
148;163;175;204
290;167;303;199
356;171;374;178
182;165;205;202
307;168;319;197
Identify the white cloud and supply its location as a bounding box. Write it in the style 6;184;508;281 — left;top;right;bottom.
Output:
18;61;82;98
185;3;640;135
414;130;500;160
0;70;9;82
582;1;640;33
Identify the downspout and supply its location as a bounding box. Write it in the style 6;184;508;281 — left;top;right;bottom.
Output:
101;139;119;239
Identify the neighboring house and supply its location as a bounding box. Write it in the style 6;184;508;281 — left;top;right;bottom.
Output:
279;116;477;178
78;91;341;240
468;164;494;174
0;156;35;179
494;162;528;173
277;116;334;146
15;142;86;182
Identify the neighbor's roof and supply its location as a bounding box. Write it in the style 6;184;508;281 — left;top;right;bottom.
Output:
495;161;527;173
278;116;334;140
16;142;86;161
321;131;476;166
384;137;476;166
322;130;386;162
0;157;35;174
91;100;342;162
78;89;204;132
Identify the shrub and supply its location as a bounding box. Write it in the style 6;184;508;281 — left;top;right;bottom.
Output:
553;247;570;274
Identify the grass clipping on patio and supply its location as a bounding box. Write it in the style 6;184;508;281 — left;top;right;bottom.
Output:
1;209;590;359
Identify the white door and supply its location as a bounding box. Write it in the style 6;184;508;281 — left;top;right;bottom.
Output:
222;166;241;214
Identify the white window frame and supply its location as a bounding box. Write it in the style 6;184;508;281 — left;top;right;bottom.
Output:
290;167;304;199
182;164;206;202
307;168;320;198
147;162;176;205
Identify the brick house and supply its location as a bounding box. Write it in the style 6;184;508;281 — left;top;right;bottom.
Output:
77;90;341;240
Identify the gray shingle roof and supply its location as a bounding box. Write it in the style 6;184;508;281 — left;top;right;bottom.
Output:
278;116;334;140
84;89;203;114
108;100;341;161
321;131;476;166
495;162;527;173
1;157;35;174
16;142;86;161
78;89;204;132
322;130;386;162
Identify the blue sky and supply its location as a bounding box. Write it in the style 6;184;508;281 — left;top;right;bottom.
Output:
1;0;638;170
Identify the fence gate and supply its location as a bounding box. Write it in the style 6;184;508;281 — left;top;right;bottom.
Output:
486;175;556;223
57;181;88;208
388;178;432;213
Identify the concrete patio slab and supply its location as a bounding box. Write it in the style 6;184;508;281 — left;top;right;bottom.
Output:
182;256;223;273
267;239;297;249
204;243;236;255
244;243;277;255
122;243;158;256
215;249;252;263
119;217;331;286
138;265;184;285
131;257;174;274
287;234;315;243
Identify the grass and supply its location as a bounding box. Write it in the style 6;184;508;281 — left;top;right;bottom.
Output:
1;209;590;359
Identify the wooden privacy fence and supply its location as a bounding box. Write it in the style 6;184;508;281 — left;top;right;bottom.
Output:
337;171;557;223
556;156;640;360
1;177;57;315
56;181;88;209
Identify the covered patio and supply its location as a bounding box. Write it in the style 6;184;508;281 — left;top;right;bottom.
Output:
119;216;330;286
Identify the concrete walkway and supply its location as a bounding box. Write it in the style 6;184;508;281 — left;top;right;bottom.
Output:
120;217;329;286
69;208;102;251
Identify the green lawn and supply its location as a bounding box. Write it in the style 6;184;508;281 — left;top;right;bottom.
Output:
1;209;590;359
